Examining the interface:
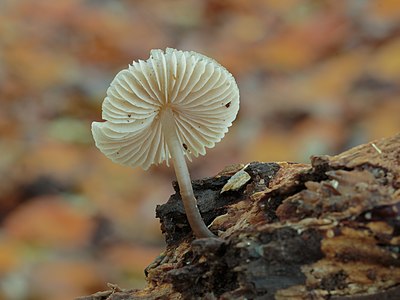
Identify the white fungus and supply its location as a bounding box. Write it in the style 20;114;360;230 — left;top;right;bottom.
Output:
92;48;240;238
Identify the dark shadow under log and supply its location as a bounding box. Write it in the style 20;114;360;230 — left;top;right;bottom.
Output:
78;134;400;300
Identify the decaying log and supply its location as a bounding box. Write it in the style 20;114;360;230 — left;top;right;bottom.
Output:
78;134;400;300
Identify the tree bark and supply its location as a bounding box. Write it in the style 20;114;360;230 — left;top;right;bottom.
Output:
78;134;400;300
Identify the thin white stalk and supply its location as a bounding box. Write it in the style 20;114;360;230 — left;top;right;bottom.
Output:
160;108;216;238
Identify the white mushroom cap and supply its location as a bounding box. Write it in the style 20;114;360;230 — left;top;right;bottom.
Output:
92;48;240;170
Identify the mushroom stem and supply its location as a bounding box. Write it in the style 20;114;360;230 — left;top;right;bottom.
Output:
161;108;216;238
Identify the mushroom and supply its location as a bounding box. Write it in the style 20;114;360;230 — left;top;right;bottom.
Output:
91;48;240;238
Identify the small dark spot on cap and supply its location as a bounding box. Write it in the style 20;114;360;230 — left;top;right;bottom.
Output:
182;143;188;150
225;102;231;108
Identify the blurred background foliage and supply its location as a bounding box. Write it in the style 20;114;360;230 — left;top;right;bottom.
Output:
1;0;400;299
